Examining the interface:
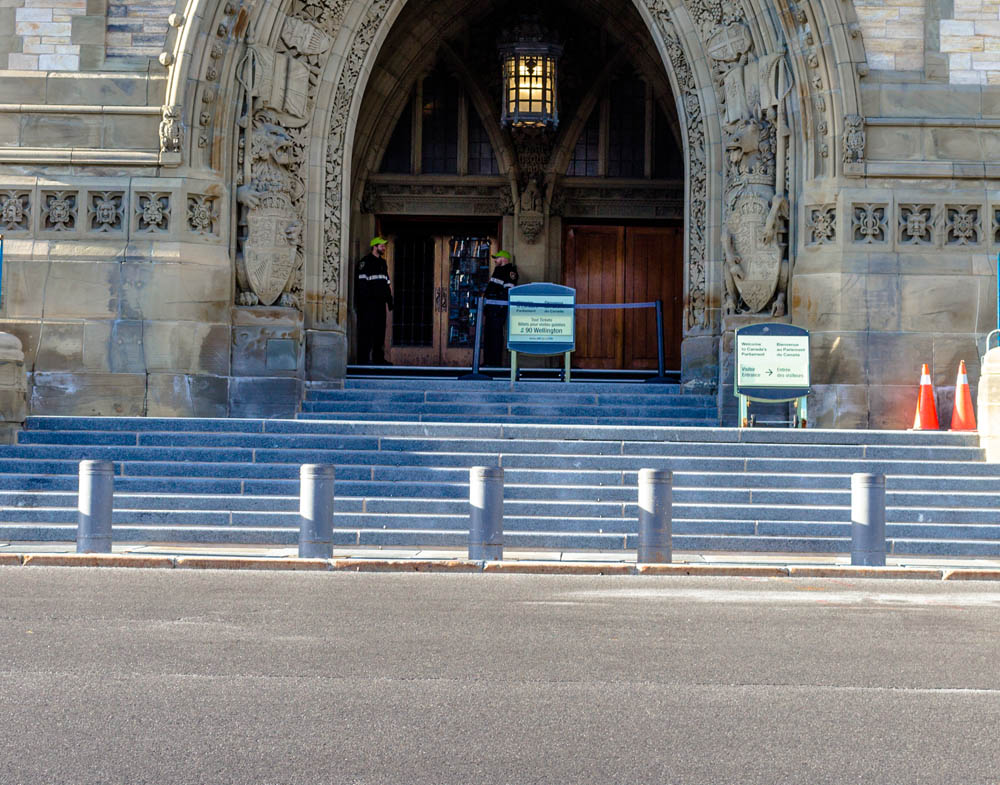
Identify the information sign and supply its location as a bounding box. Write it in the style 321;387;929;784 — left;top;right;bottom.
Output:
507;283;575;356
736;323;810;400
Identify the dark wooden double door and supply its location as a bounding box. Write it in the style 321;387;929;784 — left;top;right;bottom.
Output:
563;224;683;370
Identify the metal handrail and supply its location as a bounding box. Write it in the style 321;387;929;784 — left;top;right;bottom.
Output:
460;296;671;383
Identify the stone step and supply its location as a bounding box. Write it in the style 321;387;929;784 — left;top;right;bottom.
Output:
338;379;686;394
7;521;1000;556
304;390;708;405
23;417;980;447
299;401;717;418
11;430;986;462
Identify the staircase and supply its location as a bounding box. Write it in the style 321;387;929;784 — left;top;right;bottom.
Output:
299;377;719;426
0;387;997;555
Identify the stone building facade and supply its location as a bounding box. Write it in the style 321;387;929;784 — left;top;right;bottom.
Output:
0;0;994;426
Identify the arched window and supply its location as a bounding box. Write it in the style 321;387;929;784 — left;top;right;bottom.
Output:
565;73;681;179
379;66;500;176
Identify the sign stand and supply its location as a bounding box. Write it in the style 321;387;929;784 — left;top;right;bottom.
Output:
507;283;576;384
735;323;810;428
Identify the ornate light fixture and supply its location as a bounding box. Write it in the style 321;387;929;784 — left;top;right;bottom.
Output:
499;19;562;130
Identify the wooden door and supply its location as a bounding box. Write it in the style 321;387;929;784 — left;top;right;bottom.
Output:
386;234;442;366
386;234;495;366
563;224;683;371
624;226;683;370
563;226;624;368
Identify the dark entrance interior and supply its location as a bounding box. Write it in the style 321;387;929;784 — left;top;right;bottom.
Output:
384;220;501;367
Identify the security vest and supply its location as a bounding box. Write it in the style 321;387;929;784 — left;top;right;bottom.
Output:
356;253;393;309
484;263;518;303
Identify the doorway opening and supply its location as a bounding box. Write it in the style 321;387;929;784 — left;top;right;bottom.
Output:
383;219;501;367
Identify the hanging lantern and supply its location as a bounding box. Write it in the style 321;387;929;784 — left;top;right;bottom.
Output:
499;19;562;130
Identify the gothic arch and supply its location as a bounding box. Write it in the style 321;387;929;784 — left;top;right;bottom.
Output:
156;0;867;369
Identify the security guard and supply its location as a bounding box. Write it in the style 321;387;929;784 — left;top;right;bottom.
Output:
356;236;394;365
482;250;518;367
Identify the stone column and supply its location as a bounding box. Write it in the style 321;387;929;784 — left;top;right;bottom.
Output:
0;332;27;444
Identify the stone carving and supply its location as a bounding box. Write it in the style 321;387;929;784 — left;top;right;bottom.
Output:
323;0;393;325
898;204;935;246
135;193;171;233
236;12;331;309
41;191;76;232
711;18;792;316
852;203;887;244
806;204;836;245
518;178;544;244
89;191;125;233
843;114;865;165
187;194;219;236
646;4;708;329
236;118;303;306
946;205;981;246
159;105;183;154
0;191;30;232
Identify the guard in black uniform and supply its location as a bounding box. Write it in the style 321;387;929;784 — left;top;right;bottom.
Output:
482;250;518;367
356;236;394;365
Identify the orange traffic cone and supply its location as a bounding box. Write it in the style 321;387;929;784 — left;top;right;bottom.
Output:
950;360;977;431
912;363;940;430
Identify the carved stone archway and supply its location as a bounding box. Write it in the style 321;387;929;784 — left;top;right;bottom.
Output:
157;0;867;382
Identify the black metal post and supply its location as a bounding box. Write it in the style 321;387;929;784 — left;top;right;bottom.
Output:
645;299;671;384
460;295;491;380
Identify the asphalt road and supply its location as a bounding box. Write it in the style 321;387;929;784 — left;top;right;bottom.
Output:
1;569;999;784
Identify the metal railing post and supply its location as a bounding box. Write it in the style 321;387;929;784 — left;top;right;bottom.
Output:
637;469;672;563
299;464;335;559
469;466;503;561
851;473;886;566
460;296;491;380
77;460;114;554
645;300;671;384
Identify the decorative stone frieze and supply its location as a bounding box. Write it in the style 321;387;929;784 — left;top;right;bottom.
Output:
806;204;836;246
0;191;31;233
851;203;888;244
898;204;935;246
187;194;220;237
945;205;981;246
135;192;172;234
40;190;77;233
88;191;126;234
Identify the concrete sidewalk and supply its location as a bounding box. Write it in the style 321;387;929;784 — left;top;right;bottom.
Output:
3;540;1000;579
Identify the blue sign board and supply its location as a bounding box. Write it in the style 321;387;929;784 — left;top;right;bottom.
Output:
507;283;576;356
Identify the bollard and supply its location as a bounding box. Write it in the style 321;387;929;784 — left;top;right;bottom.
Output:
637;469;672;563
469;466;503;561
851;473;886;566
77;460;114;554
299;464;335;559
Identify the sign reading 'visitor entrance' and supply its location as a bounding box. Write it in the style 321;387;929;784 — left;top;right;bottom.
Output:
736;323;810;392
507;283;576;356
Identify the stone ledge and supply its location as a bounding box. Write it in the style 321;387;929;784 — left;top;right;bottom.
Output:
786;566;944;579
174;556;329;570
482;561;632;575
22;553;174;568
637;564;789;577
942;569;1000;581
332;559;480;572
0;553;24;566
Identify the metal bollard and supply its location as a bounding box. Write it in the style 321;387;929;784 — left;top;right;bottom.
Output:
299;464;335;559
851;473;886;566
637;469;672;563
469;466;503;561
77;460;114;554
